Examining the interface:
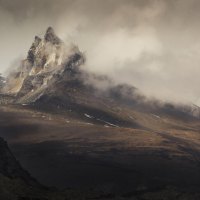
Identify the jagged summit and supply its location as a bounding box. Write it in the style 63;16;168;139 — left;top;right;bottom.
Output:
34;35;42;44
44;26;61;45
4;27;84;97
27;36;42;64
27;27;62;65
45;26;55;36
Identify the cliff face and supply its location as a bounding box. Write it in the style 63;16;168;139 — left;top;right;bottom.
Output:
5;27;84;99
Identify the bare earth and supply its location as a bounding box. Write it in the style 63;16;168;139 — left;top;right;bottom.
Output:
0;105;200;198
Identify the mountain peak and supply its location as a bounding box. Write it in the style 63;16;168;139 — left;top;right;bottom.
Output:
34;36;41;44
5;27;84;95
46;26;54;33
44;26;61;45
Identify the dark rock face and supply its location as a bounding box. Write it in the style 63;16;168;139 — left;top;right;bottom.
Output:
0;137;38;186
0;74;6;91
44;26;61;45
5;26;84;99
27;36;42;64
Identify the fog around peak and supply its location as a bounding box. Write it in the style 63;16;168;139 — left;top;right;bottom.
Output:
1;0;200;105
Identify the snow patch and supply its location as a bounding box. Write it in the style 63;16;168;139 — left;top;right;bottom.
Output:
85;123;94;125
84;114;94;119
33;92;44;102
97;118;119;127
129;115;135;120
151;114;161;119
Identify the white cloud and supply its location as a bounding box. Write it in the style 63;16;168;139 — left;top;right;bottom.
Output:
1;0;200;105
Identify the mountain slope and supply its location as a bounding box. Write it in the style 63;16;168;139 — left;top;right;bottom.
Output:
0;137;37;185
0;27;200;199
0;137;43;199
2;27;199;130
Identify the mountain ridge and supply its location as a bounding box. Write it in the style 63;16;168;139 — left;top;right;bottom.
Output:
1;27;200;124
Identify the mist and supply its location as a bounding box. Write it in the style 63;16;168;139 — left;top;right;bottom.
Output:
1;0;200;105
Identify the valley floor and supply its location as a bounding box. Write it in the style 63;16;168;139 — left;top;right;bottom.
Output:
0;105;200;199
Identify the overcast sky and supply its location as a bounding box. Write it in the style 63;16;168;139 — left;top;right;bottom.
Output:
1;0;200;105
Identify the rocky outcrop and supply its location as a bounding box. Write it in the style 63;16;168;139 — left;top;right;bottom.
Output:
0;74;6;92
44;26;62;45
27;36;42;64
4;27;85;103
0;137;39;186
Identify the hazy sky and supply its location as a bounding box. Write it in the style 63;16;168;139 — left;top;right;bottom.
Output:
1;0;200;105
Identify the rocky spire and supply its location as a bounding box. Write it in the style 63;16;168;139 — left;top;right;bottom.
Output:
44;26;61;45
27;35;42;64
0;74;6;91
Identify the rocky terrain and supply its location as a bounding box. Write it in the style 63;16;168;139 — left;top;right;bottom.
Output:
0;27;200;199
0;136;47;199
